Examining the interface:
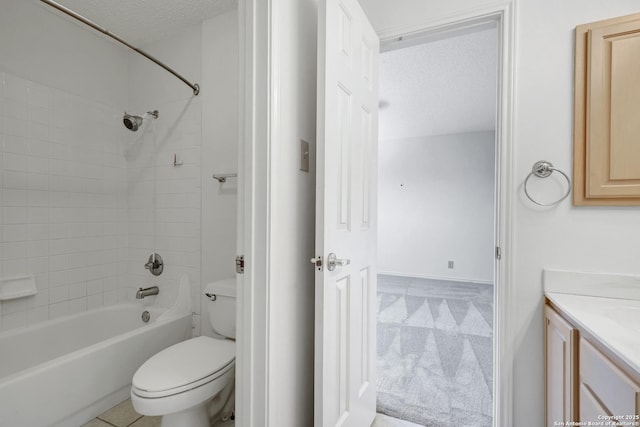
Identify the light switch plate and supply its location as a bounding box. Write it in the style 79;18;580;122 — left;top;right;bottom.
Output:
300;139;310;172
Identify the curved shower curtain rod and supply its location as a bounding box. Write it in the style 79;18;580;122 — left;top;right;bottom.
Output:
39;0;200;96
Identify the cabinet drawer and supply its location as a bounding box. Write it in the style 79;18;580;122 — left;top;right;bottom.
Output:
579;338;640;416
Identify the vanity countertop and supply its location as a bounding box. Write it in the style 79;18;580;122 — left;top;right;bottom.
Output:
544;269;640;375
545;292;640;374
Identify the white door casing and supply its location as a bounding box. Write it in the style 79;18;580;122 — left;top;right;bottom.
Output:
315;1;379;426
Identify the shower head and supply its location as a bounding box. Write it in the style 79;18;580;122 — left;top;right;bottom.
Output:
123;110;159;131
123;113;143;131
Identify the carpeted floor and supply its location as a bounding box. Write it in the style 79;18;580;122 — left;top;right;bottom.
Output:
376;275;494;427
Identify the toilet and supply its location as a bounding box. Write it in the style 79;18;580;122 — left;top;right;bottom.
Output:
131;279;236;427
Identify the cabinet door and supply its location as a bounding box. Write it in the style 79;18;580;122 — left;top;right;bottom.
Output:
545;305;578;426
573;12;640;205
579;383;611;422
587;20;640;198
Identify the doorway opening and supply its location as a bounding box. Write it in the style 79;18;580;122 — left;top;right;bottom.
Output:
375;22;499;427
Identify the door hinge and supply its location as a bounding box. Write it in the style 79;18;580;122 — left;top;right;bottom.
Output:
310;255;323;271
236;255;245;274
496;246;502;261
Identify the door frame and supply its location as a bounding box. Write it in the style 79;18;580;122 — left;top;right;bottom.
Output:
237;1;516;426
377;3;515;426
236;0;271;425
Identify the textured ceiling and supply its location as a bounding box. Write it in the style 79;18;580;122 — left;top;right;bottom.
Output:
379;27;498;141
49;0;237;45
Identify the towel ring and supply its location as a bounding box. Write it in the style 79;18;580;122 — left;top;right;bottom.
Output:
524;160;571;207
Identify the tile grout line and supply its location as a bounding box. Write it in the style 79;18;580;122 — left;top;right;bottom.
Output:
125;415;144;427
95;417;120;427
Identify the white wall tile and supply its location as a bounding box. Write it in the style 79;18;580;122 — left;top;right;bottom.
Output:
2;258;27;277
68;297;86;315
29;289;49;308
3;153;27;171
2;189;27;206
2;171;26;189
27;306;49;325
1;242;27;260
2;298;28;314
68;283;86;299
27;207;48;223
2;207;27;224
2;224;27;241
27;173;48;191
49;301;69;319
103;291;118;306
87;294;103;310
87;279;103;295
2;117;27;138
28;255;49;272
2;101;28;122
2;310;27;331
3;135;27;155
49;285;69;303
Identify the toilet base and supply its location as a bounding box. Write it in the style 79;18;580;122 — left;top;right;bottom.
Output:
160;401;209;427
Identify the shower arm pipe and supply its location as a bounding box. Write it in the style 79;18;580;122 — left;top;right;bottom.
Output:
39;0;200;96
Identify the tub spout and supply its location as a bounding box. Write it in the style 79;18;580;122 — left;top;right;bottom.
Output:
136;286;159;299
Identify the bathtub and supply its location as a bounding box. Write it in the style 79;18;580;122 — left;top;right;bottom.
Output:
0;277;192;427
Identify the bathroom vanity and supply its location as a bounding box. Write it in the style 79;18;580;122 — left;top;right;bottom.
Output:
543;270;640;426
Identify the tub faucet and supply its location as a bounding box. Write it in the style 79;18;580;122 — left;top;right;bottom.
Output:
136;286;159;299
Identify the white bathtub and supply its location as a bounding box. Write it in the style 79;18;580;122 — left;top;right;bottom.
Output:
0;279;192;427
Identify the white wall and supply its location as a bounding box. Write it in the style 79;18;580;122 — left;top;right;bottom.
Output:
0;0;130;330
360;0;640;423
200;10;239;337
378;132;495;283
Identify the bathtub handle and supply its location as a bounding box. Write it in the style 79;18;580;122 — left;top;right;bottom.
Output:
205;293;217;301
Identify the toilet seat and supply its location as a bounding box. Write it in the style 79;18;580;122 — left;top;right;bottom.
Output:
132;336;235;399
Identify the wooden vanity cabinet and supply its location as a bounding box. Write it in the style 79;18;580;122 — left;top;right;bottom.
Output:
545;303;640;426
579;338;640;421
544;305;578;425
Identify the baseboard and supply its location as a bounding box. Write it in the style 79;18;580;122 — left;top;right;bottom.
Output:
377;271;493;285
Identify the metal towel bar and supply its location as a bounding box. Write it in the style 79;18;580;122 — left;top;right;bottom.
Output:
212;173;238;183
524;160;571;206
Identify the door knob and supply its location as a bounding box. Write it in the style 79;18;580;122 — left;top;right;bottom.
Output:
327;253;350;271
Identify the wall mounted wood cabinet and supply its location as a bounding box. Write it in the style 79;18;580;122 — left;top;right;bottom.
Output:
574;13;640;205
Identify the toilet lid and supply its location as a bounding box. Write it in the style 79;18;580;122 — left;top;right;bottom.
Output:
132;336;235;394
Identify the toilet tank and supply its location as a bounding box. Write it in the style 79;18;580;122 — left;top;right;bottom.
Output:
205;278;236;339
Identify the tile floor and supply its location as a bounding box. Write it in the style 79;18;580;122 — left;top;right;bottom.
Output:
85;399;407;427
372;413;424;427
82;399;234;427
86;397;412;427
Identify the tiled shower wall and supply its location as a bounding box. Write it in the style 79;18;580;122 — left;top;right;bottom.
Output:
0;71;129;330
125;96;203;322
0;16;235;336
125;24;203;334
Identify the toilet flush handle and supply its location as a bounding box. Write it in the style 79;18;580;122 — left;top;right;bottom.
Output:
205;293;217;301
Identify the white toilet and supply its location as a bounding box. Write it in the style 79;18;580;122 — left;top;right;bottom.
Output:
131;279;236;427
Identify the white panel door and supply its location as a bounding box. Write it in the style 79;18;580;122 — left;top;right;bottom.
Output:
315;0;379;426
